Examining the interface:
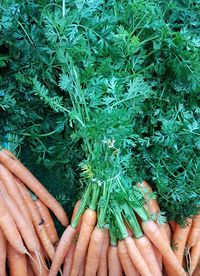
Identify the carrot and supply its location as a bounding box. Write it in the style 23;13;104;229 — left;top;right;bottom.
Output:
137;181;160;213
154;245;163;272
7;243;28;276
170;221;177;233
172;219;192;264
70;208;97;276
17;182;55;259
28;251;49;276
192;261;200;276
63;240;76;276
85;226;105;276
97;229;109;276
27;262;35;276
0;228;6;276
0;183;40;253
189;238;200;274
137;181;171;242
118;240;139;276
134;235;162;276
142;220;187;276
0;191;26;254
71;200;82;233
71;200;81;222
48;225;77;276
125;236;153;276
79;255;86;276
0;165;32;224
0;148;68;226
108;244;123;276
35;199;59;246
187;214;200;248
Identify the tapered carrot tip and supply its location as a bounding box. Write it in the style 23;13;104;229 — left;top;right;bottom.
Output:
48;225;77;276
142;220;187;276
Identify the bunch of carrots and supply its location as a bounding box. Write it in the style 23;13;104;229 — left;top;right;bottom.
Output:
0;148;68;275
0;147;199;276
49;180;200;276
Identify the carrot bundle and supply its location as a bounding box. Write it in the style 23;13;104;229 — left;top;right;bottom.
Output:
49;180;200;276
0;147;199;276
0;148;67;275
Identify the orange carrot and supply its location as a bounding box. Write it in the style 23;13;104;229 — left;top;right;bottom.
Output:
0;228;6;276
170;221;177;233
134;235;162;276
187;214;200;248
137;181;159;213
70;208;97;276
108;244;123;276
192;261;200;276
78;255;86;276
125;236;153;276
85;226;105;276
153;245;163;272
0;165;32;224
97;229;109;276
48;225;77;276
27;262;35;276
172;219;192;264
0;149;68;226
0;184;40;253
17;182;55;259
0;192;26;254
189;238;200;274
142;220;186;276
35;199;59;246
137;181;171;242
7;243;28;276
63;240;76;276
118;240;139;276
28;251;49;276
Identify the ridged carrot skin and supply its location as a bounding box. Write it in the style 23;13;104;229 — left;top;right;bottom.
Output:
118;240;139;276
0;149;68;226
172;219;192;264
70;208;97;276
35;199;59;245
0;228;6;276
17;182;55;259
7;243;28;276
108;245;123;276
187;214;200;248
142;220;186;276
85;226;105;276
63;240;76;276
0;192;26;254
97;230;109;276
48;225;77;276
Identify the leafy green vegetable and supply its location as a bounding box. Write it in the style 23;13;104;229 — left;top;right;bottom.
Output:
0;0;199;224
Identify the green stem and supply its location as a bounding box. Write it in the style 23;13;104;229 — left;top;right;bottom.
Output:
117;177;149;222
98;181;110;228
89;185;100;210
112;201;128;240
123;203;143;238
71;184;92;228
109;227;117;246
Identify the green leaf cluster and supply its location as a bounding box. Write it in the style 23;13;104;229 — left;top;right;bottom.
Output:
0;0;199;224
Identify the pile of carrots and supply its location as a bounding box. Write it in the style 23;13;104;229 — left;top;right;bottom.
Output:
0;147;199;276
49;181;200;276
0;148;68;275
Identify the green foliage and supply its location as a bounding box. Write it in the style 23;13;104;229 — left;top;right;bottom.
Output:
0;0;199;224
